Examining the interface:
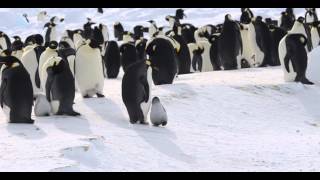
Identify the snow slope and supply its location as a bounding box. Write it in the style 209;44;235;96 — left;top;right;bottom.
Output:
1;66;320;172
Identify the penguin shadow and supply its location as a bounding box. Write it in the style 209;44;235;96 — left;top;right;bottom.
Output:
51;115;93;136
6;124;47;140
133;125;196;164
81;97;130;130
295;83;320;123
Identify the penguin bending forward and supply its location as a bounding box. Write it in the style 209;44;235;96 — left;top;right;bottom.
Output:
43;56;80;116
279;33;313;85
122;60;153;124
0;56;34;123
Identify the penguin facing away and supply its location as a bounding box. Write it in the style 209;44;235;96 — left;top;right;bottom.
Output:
279;33;313;85
103;40;120;78
122;60;153;124
0;56;34;124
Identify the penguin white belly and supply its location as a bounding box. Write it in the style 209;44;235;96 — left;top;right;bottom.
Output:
75;46;104;97
67;55;76;77
187;43;198;72
140;67;153;121
39;50;58;90
240;24;255;67
198;41;213;72
0;38;7;50
50;28;58;42
12;50;23;60
21;48;41;95
278;35;297;82
2;104;10;120
311;27;320;49
248;23;264;67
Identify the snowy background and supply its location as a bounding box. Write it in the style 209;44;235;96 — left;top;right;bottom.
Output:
1;8;320;172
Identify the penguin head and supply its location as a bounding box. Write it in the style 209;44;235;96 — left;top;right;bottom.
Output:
152;96;160;104
0;56;20;67
13;36;21;41
44;22;52;29
225;14;233;21
33;34;44;46
297;16;305;24
0;31;4;37
176;9;186;20
48;41;58;50
255;16;263;22
58;41;71;49
88;39;100;49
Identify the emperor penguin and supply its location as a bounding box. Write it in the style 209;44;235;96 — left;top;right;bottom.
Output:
20;34;46;96
0;31;11;51
289;17;313;52
150;97;167;127
305;8;318;24
119;31;137;71
103;40;120;78
39;41;59;90
83;18;96;40
122;60;153;124
44;17;61;47
58;44;76;77
280;8;296;31
278;33;313;85
310;22;320;48
240;8;254;24
11;36;24;59
218;14;243;70
43;56;80;116
114;22;124;41
0;56;34;124
75;39;105;98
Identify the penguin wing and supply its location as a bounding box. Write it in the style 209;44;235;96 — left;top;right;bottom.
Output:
140;75;149;103
35;68;41;88
4;35;11;50
45;69;54;102
0;78;7;108
284;46;295;73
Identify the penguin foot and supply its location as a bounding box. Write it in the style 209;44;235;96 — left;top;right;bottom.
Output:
139;120;149;125
300;77;314;85
56;111;81;116
162;121;167;126
96;93;105;98
10;119;34;124
130;119;138;124
83;95;91;98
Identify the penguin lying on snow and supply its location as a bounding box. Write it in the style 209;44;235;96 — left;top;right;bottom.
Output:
0;56;34;124
279;33;313;85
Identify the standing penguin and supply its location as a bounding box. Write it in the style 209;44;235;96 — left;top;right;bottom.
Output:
278;33;313;85
44;17;62;47
240;8;254;24
150;97;167;127
218;14;243;70
0;32;11;51
11;36;24;59
289;17;313;52
0;56;34;124
39;41;59;90
103;41;120;78
146;37;178;85
305;8;318;24
122;60;153;124
170;22;191;74
280;8;296;31
20;35;45;96
114;22;124;41
75;39;105;98
43;56;80;116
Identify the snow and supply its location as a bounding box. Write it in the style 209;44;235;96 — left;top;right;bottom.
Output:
1;8;320;172
1;66;320;171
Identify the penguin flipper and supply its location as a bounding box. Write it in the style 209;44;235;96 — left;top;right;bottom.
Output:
35;68;41;88
284;53;292;73
0;79;7;108
140;75;149;103
45;69;54;102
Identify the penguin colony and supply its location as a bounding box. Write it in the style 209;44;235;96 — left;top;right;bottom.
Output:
0;8;319;125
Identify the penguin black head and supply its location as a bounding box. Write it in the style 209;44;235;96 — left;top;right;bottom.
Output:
59;41;71;49
33;34;44;46
255;16;263;22
225;14;232;21
147;20;155;24
176;9;186;20
48;41;58;49
98;8;103;14
13;36;21;41
297;16;305;23
152;96;161;104
0;56;21;67
88;39;100;49
286;8;294;15
0;31;4;38
44;22;52;29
